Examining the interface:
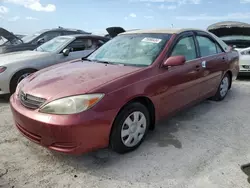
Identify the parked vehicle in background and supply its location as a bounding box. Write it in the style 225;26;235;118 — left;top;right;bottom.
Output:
105;27;126;38
0;27;22;46
104;27;139;38
208;21;250;75
15;34;26;38
0;34;109;94
0;26;91;54
10;28;239;155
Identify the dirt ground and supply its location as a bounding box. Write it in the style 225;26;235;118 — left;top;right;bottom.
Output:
1;78;250;188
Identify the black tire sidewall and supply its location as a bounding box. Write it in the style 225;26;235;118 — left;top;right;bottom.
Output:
10;70;34;94
110;102;150;154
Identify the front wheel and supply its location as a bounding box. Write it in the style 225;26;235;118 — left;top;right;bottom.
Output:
211;73;231;101
10;69;36;94
110;102;150;154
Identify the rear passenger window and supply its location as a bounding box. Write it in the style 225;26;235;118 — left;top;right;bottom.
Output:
171;36;196;61
197;36;217;57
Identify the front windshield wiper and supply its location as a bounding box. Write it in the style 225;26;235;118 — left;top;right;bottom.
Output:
81;57;93;62
95;60;111;64
89;59;113;64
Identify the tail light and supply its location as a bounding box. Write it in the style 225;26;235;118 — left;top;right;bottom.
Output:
0;66;6;73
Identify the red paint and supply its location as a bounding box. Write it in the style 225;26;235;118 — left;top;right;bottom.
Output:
163;55;186;67
10;31;239;155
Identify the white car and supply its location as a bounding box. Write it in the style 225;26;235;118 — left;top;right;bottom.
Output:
234;47;250;75
207;21;250;76
0;34;109;94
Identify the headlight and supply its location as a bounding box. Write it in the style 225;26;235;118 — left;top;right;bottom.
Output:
39;94;104;115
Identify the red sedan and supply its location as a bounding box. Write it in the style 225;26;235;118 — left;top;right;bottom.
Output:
10;28;239;154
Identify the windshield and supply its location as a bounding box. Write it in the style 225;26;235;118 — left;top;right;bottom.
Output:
221;35;250;41
35;36;73;53
22;30;47;43
88;33;172;66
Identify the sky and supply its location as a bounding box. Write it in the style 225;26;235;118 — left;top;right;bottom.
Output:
1;0;250;35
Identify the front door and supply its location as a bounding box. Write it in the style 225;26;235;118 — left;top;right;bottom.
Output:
158;34;203;117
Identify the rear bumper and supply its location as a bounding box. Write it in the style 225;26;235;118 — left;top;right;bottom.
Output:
10;95;116;155
238;72;250;76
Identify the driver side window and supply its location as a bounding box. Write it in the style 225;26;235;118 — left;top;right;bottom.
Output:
67;38;94;52
171;36;197;61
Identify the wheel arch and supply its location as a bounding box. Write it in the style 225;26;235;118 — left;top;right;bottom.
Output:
225;70;232;89
109;96;156;142
9;68;38;92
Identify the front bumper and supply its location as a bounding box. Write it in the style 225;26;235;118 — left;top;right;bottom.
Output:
10;95;115;155
239;57;250;75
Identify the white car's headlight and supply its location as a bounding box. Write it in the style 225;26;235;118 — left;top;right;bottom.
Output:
39;94;104;115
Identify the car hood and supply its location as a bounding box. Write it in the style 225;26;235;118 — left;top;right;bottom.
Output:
0;27;22;44
0;50;48;65
20;61;144;101
207;21;250;37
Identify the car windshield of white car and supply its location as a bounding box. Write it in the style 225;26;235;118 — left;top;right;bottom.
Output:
35;36;72;53
87;33;172;66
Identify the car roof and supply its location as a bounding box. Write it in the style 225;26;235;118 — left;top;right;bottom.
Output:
40;27;91;34
58;34;109;40
120;28;208;35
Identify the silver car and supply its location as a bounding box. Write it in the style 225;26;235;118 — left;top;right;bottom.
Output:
0;34;109;94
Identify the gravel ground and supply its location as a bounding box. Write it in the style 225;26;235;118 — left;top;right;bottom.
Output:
1;78;250;188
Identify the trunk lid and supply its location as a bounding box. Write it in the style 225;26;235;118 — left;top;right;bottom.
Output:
0;27;22;44
106;27;126;38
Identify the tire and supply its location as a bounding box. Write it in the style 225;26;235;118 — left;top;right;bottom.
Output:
10;69;36;94
211;73;231;101
110;102;150;154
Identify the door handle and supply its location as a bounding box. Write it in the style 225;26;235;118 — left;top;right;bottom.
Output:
195;65;201;71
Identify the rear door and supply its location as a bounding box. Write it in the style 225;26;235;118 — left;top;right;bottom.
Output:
194;32;228;98
159;32;203;116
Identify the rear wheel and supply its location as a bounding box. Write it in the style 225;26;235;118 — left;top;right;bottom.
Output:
110;102;150;154
10;69;36;94
211;73;231;101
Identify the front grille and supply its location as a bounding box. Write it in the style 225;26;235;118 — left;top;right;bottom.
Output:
19;91;46;109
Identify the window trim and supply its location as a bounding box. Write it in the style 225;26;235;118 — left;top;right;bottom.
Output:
194;31;225;58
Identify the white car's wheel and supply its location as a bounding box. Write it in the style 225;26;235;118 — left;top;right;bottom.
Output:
10;69;36;94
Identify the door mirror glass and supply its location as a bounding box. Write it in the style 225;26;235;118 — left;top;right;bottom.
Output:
62;48;70;56
163;56;186;67
37;38;45;45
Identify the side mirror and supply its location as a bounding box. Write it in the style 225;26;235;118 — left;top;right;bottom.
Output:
163;56;186;67
37;38;45;45
62;48;70;56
